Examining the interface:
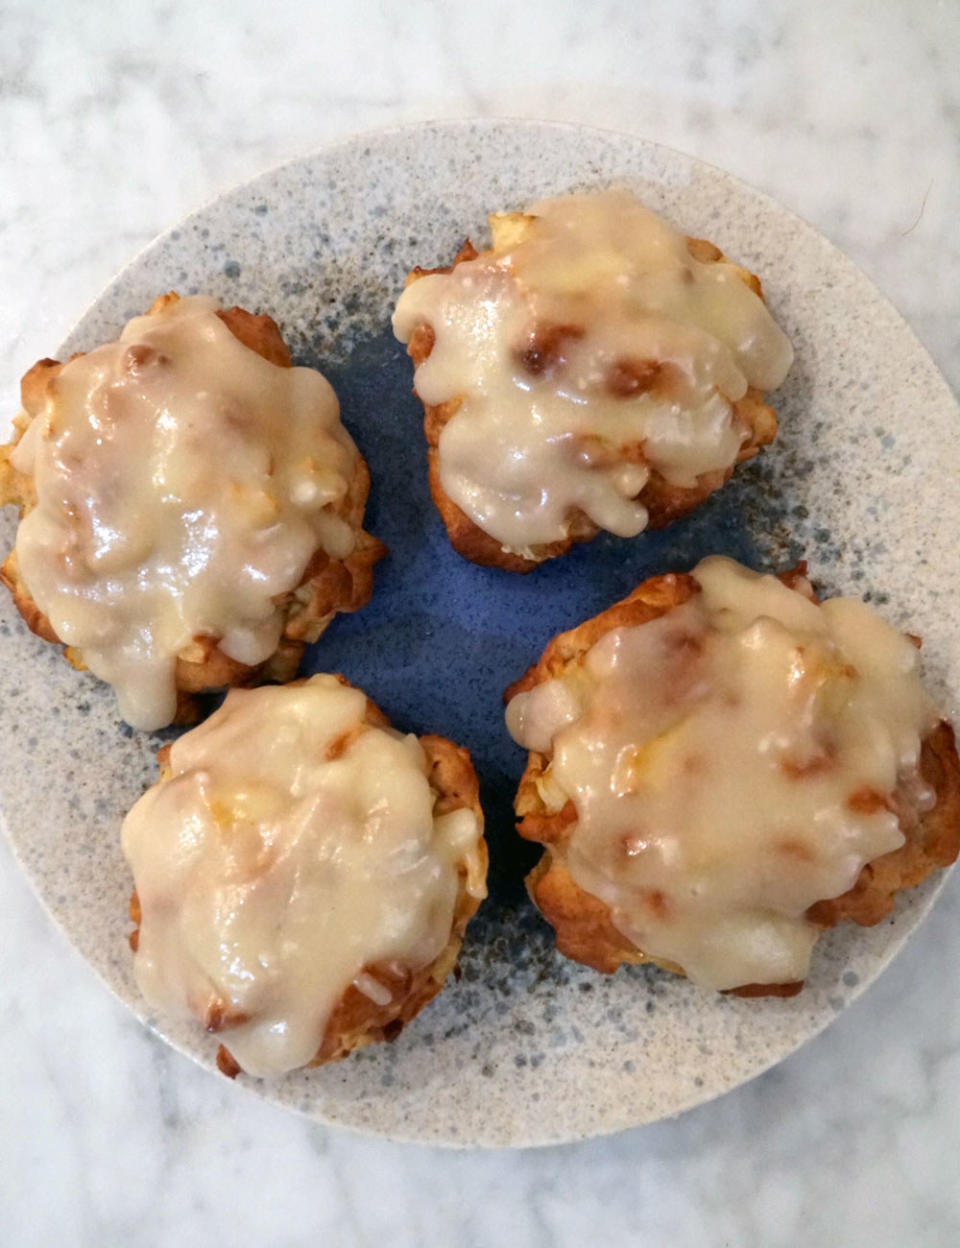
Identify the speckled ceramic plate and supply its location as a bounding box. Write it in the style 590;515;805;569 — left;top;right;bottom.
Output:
2;120;958;1148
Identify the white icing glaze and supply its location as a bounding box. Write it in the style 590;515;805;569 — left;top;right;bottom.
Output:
393;191;793;552
121;675;485;1076
11;296;361;729
507;557;940;989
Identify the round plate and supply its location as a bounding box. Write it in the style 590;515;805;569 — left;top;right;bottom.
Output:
2;120;958;1148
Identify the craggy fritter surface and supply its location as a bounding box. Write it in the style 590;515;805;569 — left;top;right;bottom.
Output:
404;236;780;573
506;570;960;996
0;295;386;722
129;675;489;1076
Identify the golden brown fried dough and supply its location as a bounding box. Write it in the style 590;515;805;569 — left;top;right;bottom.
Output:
404;238;779;573
129;676;487;1073
0;295;386;722
508;570;960;995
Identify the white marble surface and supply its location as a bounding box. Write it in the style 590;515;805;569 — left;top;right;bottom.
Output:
1;1;959;1243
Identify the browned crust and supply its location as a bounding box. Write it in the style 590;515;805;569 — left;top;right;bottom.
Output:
805;718;960;928
403;234;780;572
508;568;960;995
0;294;386;722
129;677;487;1075
216;304;293;367
304;728;487;1068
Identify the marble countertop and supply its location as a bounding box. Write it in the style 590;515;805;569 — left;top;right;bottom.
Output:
2;1;959;1243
